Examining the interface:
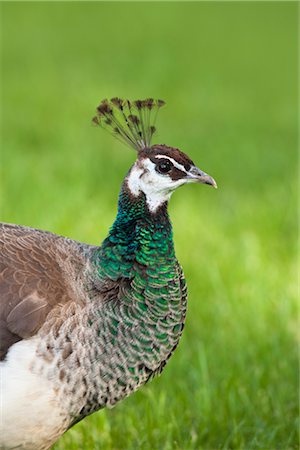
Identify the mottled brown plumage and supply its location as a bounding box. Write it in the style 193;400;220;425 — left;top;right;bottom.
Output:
0;223;90;360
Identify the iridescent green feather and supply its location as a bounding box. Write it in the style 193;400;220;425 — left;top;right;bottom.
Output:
91;184;187;374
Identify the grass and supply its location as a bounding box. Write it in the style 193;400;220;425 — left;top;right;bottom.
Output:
2;2;298;449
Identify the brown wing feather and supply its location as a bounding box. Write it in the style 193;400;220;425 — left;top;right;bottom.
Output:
0;223;90;360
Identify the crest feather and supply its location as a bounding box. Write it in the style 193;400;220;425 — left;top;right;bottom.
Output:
92;98;166;151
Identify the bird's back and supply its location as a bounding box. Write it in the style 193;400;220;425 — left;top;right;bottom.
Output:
0;222;92;360
0;223;101;449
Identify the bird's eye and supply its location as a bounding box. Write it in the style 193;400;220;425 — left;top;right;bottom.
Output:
156;160;173;174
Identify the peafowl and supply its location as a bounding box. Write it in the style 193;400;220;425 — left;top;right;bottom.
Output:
0;98;217;450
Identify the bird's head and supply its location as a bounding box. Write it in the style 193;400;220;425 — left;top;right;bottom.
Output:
127;144;216;212
93;98;217;212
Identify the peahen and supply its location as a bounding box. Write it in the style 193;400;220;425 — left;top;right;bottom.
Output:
0;98;217;450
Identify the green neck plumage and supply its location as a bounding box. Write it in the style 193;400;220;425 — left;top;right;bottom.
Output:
85;181;186;401
78;182;187;419
95;183;176;283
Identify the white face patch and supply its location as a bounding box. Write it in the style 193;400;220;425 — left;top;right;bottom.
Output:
126;157;188;212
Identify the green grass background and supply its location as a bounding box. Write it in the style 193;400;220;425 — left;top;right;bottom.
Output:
2;2;298;449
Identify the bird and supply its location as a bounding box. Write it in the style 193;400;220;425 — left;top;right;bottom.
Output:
0;98;217;450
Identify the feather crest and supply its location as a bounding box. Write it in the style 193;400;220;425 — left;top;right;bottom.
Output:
92;98;166;151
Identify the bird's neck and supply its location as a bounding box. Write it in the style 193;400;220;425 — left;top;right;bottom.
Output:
94;182;175;283
81;182;186;416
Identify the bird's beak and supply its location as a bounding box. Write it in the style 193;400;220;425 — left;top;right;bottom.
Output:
186;166;217;188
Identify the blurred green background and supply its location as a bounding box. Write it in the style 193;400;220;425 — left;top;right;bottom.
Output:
2;2;298;449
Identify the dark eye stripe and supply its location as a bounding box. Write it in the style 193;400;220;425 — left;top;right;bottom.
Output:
148;155;188;180
169;167;187;181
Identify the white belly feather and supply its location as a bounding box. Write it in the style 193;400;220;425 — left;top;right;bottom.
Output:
0;339;65;450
